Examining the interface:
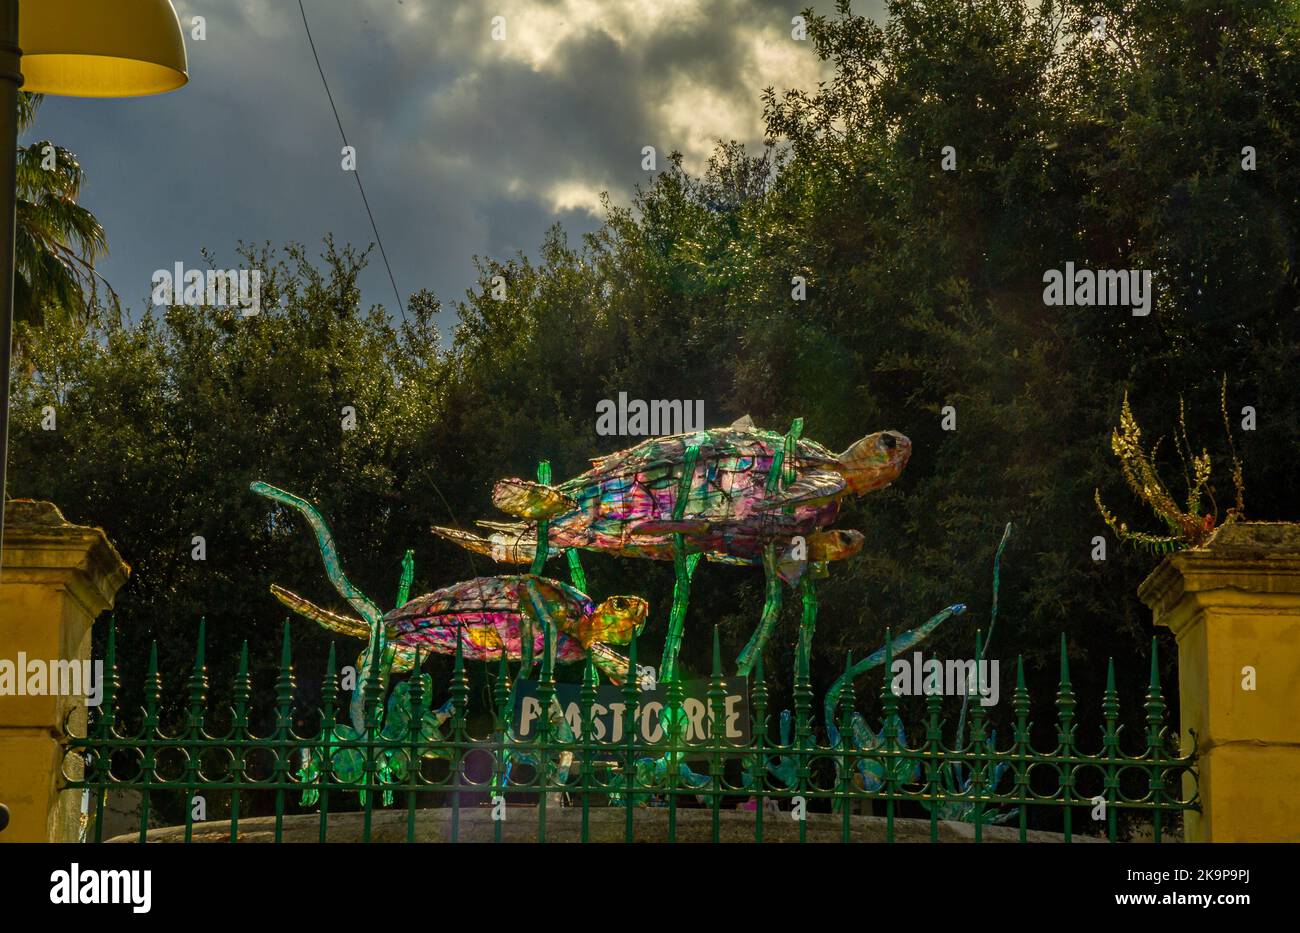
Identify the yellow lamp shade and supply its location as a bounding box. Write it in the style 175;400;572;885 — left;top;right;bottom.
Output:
19;0;188;97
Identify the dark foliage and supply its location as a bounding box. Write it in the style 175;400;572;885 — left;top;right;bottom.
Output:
10;1;1299;760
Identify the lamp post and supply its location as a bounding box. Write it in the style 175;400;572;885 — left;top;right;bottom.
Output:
0;0;187;573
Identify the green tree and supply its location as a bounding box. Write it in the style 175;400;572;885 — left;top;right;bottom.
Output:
11;0;1300;831
10;239;453;720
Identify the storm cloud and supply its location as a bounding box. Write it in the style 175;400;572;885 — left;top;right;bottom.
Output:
24;0;872;322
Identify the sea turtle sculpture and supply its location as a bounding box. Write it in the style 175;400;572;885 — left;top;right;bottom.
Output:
272;574;647;687
434;414;908;571
433;415;910;675
251;482;646;736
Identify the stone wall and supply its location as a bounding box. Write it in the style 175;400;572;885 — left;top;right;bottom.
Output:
1140;521;1300;842
0;500;129;842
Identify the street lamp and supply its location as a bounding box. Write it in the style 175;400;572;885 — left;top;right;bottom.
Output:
0;0;187;570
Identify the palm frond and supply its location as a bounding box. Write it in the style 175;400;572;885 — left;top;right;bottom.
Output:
12;93;114;330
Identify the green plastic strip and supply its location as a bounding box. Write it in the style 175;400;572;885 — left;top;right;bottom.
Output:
395;549;415;607
530;461;552;575
658;445;701;682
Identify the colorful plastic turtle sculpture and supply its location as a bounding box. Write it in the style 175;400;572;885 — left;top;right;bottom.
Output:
433;415;910;676
434;414;908;573
272;574;647;687
251;482;646;736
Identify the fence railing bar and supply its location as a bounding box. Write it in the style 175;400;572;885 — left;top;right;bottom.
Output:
64;616;1199;844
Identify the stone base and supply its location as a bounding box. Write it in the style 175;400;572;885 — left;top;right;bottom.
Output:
1139;521;1300;842
111;808;1102;843
0;733;84;842
1190;744;1300;843
0;500;128;842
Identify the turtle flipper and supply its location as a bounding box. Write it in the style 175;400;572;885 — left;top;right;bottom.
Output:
751;470;846;511
492;478;578;520
774;529;865;584
431;525;537;563
705;552;751;566
588;643;630;685
775;553;814;586
271;584;370;638
475;519;528;533
272;583;418;673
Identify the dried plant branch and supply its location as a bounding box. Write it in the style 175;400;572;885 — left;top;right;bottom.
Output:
1095;380;1246;552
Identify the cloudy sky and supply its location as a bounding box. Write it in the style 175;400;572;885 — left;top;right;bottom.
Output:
26;0;880;325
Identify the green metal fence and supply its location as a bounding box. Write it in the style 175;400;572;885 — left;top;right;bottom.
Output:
63;617;1198;843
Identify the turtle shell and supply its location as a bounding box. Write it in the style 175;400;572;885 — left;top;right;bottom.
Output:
383;575;591;662
542;427;845;559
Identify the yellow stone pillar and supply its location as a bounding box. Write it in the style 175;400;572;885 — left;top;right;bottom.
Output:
1138;521;1300;842
0;500;129;842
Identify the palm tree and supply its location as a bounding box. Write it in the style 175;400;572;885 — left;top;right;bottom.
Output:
15;91;112;328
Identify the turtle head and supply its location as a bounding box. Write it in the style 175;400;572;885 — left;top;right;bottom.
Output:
808;529;865;562
587;595;649;646
834;430;911;495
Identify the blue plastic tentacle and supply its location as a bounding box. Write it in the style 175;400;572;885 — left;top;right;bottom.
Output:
250;482;385;628
251;481;387;734
822;603;967;728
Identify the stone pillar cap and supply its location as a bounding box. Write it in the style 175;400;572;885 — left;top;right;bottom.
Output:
2;499;131;614
1138;521;1300;617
